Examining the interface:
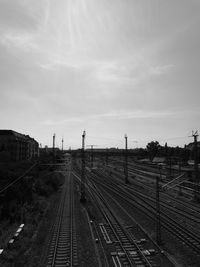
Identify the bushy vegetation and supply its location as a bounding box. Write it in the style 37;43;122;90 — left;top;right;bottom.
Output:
0;155;64;254
136;141;192;163
34;171;63;197
0;166;63;222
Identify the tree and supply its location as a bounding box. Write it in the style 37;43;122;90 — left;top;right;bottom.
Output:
179;148;190;164
146;141;160;162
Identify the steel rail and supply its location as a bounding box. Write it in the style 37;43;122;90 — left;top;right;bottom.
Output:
95;168;200;223
46;170;76;267
73;170;153;266
70;177;74;267
87;180;154;267
50;176;69;266
91;172;200;255
87;184;138;267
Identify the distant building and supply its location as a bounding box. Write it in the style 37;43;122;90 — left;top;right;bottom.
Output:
39;146;60;155
0;130;39;161
152;157;166;164
186;141;200;151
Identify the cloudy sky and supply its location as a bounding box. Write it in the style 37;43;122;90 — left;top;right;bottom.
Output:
0;0;199;149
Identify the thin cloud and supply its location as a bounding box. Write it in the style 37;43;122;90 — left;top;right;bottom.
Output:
41;109;175;126
0;0;199;148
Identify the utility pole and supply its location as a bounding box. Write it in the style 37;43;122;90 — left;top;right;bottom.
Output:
191;131;199;202
80;130;86;203
178;158;182;195
91;145;94;168
87;145;97;168
106;148;108;166
124;134;129;184
156;168;161;245
169;157;172;178
62;137;64;153
53;133;56;164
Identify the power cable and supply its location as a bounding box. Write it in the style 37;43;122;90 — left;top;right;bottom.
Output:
0;163;37;194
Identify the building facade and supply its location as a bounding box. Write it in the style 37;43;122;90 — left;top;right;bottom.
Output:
0;130;39;161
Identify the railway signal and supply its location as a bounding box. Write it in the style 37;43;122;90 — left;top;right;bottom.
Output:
124;134;129;184
80;130;86;203
190;131;199;202
53;133;56;164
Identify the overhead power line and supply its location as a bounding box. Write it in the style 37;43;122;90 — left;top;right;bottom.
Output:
88;134;189;143
0;163;38;194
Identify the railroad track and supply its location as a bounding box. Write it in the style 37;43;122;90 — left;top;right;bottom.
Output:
73;169;160;266
45;170;78;267
127;176;200;222
82;178;158;266
109;159;195;197
103;166;200;220
90;170;200;256
127;167;194;198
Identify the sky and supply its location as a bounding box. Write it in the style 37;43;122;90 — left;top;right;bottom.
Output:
0;0;200;149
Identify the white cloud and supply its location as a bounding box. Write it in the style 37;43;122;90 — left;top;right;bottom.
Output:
41;109;176;126
0;0;199;147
